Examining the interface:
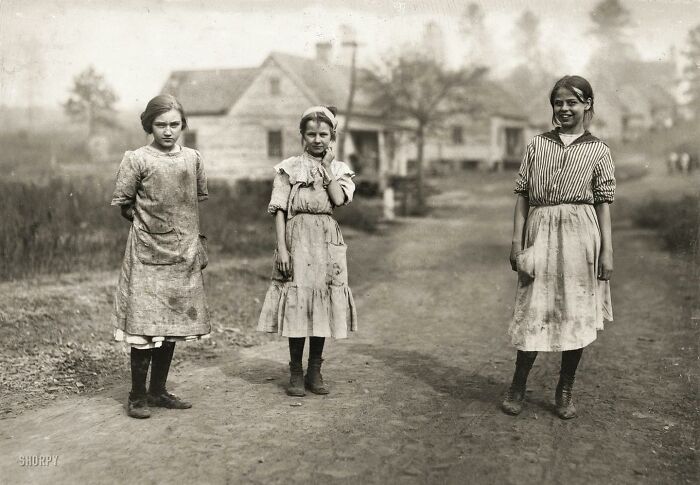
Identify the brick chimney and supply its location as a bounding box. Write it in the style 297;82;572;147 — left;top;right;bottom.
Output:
315;42;332;63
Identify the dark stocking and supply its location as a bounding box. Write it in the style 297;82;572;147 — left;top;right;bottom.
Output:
512;350;538;389
130;348;152;398
560;348;583;377
309;337;325;361
149;341;176;395
288;338;305;365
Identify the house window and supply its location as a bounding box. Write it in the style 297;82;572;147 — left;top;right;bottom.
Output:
270;77;280;95
504;127;523;158
451;126;464;144
267;130;282;157
184;130;197;149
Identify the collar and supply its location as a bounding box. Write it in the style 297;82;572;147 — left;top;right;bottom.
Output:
540;129;603;147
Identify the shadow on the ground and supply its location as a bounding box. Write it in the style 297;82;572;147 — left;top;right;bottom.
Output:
349;343;504;407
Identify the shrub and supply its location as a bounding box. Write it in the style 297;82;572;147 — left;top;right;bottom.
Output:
632;194;699;255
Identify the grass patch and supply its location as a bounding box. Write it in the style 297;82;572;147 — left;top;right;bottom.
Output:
632;194;699;255
0;176;382;281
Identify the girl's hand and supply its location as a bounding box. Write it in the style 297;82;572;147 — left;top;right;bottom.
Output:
120;205;134;222
322;146;335;169
598;248;613;281
509;242;519;272
276;248;292;279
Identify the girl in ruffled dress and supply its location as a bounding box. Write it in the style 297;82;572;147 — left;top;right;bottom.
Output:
257;106;357;397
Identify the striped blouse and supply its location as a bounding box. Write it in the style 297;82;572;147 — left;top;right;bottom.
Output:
514;130;616;206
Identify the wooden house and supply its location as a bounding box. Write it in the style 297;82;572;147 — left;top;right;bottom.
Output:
418;82;540;172
162;48;411;181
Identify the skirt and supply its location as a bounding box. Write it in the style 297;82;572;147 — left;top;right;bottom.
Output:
257;213;357;338
509;204;613;351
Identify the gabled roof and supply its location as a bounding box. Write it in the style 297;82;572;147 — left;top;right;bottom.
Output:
266;52;380;117
161;52;382;118
161;52;527;121
468;82;529;120
162;67;260;115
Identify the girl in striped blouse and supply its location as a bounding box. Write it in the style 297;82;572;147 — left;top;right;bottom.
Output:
502;75;615;419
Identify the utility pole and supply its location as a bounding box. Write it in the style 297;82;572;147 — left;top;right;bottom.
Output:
338;38;358;160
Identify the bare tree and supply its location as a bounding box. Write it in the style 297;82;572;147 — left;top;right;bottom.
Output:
365;52;486;211
63;65;118;138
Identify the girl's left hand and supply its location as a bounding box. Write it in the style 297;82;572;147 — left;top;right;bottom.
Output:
598;248;613;281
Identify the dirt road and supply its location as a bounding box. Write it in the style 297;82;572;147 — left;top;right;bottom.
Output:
1;174;696;484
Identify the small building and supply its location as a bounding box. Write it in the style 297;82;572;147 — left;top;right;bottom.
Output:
592;60;678;142
162;48;411;181
418;82;539;172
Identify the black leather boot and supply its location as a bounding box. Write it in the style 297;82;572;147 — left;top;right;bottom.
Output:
501;350;537;416
305;358;329;395
128;348;151;419
147;342;192;409
287;362;306;397
555;374;577;419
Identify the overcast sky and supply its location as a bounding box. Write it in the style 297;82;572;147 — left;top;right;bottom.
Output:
1;0;698;110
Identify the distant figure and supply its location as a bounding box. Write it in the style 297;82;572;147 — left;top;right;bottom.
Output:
679;152;691;174
504;75;615;420
257;106;357;396
667;151;679;174
111;95;210;418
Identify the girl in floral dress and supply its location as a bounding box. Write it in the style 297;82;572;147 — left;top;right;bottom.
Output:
258;106;357;397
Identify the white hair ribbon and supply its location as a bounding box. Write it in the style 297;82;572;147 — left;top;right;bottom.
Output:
301;106;337;130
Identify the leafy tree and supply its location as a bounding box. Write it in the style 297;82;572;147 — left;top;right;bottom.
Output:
365;52;486;210
589;0;638;70
516;10;541;68
459;3;494;68
683;24;700;115
63;66;118;137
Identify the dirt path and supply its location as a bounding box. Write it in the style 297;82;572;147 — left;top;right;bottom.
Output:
1;175;696;484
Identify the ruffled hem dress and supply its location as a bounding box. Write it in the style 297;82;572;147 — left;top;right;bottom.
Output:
257;153;358;338
111;145;211;349
509;130;615;352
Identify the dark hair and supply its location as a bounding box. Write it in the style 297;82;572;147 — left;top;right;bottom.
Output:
549;76;594;127
140;94;188;134
299;105;338;142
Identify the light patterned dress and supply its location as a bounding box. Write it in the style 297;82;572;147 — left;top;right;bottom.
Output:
111;145;210;348
257;152;358;338
509;130;615;352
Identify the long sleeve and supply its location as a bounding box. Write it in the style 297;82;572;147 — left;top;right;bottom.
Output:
111;151;141;206
592;149;616;204
514;143;533;197
195;150;209;201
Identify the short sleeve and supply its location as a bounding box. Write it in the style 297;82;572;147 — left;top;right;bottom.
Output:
514;143;533;197
195;150;209;201
331;161;356;205
592;148;616;204
111;151;141;206
268;172;292;214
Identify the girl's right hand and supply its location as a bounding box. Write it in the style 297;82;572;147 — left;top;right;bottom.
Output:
276;248;292;279
509;242;519;272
